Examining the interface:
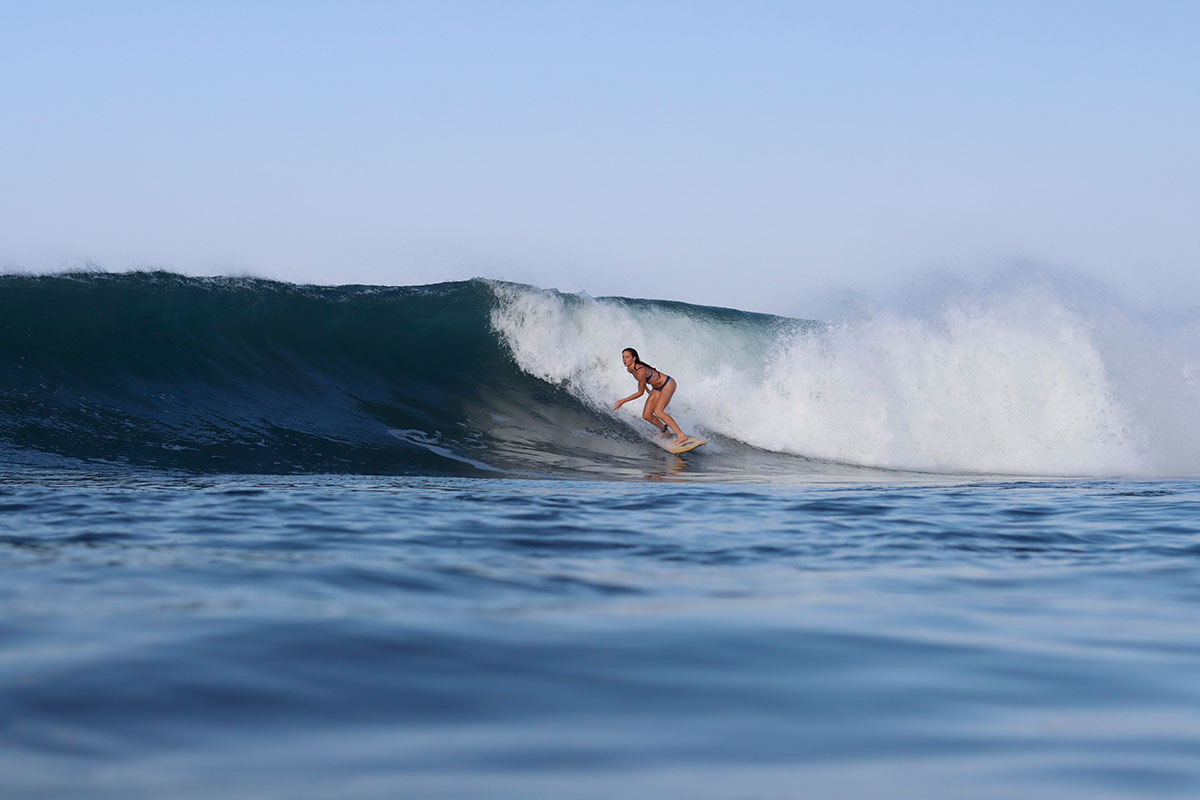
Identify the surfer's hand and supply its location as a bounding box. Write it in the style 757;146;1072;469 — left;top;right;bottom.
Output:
611;399;624;411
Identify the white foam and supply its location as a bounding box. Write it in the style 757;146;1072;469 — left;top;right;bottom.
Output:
489;281;1200;476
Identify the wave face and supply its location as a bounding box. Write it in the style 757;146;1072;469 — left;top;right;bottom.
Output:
0;273;594;476
3;272;1199;477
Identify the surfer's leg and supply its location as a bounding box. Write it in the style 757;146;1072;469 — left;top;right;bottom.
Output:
642;394;669;434
650;380;686;440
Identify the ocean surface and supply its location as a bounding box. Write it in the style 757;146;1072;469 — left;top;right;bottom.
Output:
3;273;1200;798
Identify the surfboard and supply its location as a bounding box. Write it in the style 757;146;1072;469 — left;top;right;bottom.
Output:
665;437;706;454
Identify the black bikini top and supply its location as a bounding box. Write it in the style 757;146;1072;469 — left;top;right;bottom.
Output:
635;364;665;390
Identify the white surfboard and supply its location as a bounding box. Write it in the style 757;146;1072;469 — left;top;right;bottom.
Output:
664;436;706;454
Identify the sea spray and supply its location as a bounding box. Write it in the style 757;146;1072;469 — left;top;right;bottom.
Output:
751;285;1139;474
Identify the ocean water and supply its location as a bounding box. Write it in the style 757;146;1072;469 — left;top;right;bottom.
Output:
3;273;1200;798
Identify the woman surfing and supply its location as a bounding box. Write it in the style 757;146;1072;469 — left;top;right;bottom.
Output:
611;348;694;446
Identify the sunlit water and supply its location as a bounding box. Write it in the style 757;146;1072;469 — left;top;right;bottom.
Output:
3;471;1199;799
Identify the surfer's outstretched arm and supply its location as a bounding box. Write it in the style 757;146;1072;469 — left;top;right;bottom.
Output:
612;362;648;410
611;383;645;410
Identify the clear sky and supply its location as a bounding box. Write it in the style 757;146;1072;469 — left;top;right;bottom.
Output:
2;0;1197;315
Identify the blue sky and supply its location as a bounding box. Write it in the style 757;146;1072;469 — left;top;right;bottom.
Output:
2;1;1197;314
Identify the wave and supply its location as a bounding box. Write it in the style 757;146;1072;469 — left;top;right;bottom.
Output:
3;271;1199;478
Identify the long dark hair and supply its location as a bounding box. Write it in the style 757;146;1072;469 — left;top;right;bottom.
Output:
623;347;655;376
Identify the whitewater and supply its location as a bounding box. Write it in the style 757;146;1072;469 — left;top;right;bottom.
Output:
494;277;1200;477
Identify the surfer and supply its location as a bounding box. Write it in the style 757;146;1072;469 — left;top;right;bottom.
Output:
612;348;690;443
